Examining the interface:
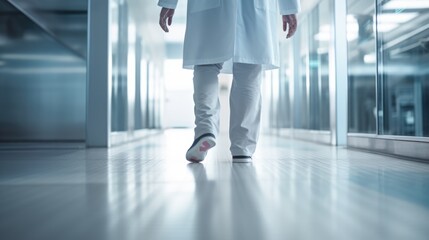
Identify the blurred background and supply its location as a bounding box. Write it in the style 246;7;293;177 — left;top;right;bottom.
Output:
0;1;429;240
0;0;428;158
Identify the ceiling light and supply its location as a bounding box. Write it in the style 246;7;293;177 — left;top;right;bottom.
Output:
377;12;418;23
364;53;376;64
376;23;399;32
347;15;359;41
383;0;429;10
314;32;330;41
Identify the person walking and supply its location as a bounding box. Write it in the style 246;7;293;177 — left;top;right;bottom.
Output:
158;0;300;163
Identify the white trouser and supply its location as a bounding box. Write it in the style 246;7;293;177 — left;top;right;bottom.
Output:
193;63;262;156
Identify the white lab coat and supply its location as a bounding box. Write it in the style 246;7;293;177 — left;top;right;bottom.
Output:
158;0;300;73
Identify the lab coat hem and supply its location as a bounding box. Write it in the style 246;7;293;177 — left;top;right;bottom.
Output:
157;1;177;9
279;9;299;15
183;55;234;69
233;57;279;70
183;56;279;73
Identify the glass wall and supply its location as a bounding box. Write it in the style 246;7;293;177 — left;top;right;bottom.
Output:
111;0;128;132
276;40;293;128
266;0;429;155
298;17;310;129
310;0;331;131
347;0;377;134
377;0;429;136
274;0;332;132
347;0;429;137
4;0;87;58
0;1;87;141
109;0;164;134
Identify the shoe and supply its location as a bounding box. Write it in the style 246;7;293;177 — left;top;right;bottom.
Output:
232;155;252;163
186;133;216;162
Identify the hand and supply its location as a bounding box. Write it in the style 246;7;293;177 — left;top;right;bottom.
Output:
283;14;297;38
159;7;175;32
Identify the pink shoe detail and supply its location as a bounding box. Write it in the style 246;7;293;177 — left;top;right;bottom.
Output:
199;141;211;152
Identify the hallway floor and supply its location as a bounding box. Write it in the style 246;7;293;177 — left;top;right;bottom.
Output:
1;130;429;240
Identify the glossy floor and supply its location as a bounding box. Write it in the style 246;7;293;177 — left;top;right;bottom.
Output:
1;130;429;240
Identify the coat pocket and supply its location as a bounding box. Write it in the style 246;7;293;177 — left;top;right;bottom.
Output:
189;0;221;13
254;0;277;12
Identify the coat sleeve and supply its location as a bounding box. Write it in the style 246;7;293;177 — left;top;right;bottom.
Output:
278;0;301;15
158;0;178;9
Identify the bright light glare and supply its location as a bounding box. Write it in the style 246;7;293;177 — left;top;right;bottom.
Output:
164;59;193;91
364;53;376;64
314;25;331;41
384;0;429;10
373;13;418;32
377;13;418;23
128;24;136;44
347;15;359;41
377;23;399;32
317;48;329;54
314;15;359;42
110;24;118;43
314;32;330;41
164;24;186;43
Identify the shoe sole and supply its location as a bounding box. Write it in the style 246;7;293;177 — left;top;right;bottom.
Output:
186;137;216;162
232;157;252;163
232;155;252;163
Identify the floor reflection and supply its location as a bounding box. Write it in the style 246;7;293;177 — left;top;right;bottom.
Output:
230;163;265;240
0;130;429;240
187;162;266;240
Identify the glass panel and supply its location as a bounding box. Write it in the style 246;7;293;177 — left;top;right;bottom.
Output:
347;0;377;133
110;0;164;132
278;40;292;128
147;62;156;128
111;0;128;132
309;7;320;130
298;17;310;129
0;1;86;141
134;36;145;130
295;0;331;131
310;0;331;130
377;0;429;136
6;0;87;58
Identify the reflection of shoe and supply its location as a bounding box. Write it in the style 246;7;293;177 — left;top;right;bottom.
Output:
232;155;252;163
186;133;216;162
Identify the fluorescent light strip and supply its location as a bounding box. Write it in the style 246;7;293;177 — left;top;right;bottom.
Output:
364;53;376;64
384;0;429;10
377;23;399;32
0;67;86;74
0;54;79;62
377;13;418;23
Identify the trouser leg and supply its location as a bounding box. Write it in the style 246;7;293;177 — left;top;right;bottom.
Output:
229;63;263;156
193;64;223;139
